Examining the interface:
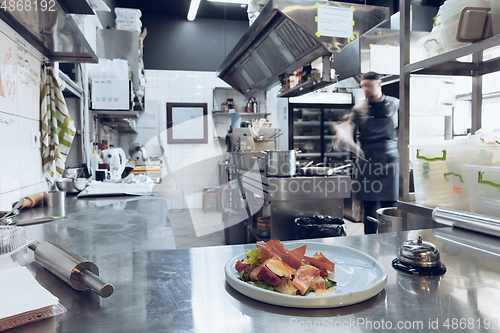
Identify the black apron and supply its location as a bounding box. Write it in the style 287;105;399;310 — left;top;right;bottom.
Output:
355;98;399;202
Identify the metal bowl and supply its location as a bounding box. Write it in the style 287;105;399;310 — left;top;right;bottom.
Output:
55;178;87;193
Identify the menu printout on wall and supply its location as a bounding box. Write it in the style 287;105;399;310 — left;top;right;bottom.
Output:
171;107;204;140
0;30;41;115
317;6;353;38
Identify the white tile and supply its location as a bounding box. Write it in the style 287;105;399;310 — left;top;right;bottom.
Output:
0;189;21;211
157;72;170;88
181;88;193;103
20;183;39;198
144;69;157;79
168;144;182;157
192;90;204;103
36;181;50;193
182;145;194;158
19;118;42;188
167;157;183;173
181;73;193;89
182;178;196;193
0;114;21;194
215;78;230;88
204;72;216;90
145;70;158;87
169;88;182;103
194;173;208;189
145;87;158;100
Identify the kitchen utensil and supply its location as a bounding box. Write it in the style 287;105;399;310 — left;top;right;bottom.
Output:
6;216;66;227
391;235;447;276
44;191;66;207
55;178;88;193
261;150;298;177
304;160;314;168
0;198;25;222
367;207;405;233
29;241;114;298
95;169;111;181
102;148;126;181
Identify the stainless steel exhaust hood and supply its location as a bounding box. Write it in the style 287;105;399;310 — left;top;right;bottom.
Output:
217;0;389;97
0;1;97;63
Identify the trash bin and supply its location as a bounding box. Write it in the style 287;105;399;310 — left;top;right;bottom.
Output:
294;215;346;240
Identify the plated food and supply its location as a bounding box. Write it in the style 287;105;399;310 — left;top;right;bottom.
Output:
235;240;336;296
225;242;388;308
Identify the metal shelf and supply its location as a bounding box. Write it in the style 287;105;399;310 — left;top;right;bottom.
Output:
293;135;321;140
404;33;500;76
277;79;337;98
293;121;321;126
101;120;138;134
91;110;140;119
212;112;270;117
296;153;321;157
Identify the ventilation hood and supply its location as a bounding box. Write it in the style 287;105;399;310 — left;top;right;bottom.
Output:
0;0;97;63
217;0;389;97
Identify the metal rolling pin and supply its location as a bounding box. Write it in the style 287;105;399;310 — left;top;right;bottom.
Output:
432;207;500;238
29;241;114;298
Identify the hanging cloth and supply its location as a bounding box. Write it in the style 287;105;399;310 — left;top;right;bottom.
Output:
40;64;76;184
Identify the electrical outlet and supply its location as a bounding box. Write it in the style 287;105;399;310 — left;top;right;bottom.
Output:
31;131;41;148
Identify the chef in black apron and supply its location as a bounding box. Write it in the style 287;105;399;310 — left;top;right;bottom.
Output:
333;72;399;234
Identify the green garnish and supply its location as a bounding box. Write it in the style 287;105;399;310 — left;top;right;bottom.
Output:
248;280;274;291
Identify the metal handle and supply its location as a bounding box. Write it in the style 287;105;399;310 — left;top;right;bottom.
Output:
79;270;114;298
416;149;447;162
478;171;500;189
444;172;464;183
367;216;390;226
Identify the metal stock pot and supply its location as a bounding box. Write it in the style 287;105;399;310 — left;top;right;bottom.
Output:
262;150;298;177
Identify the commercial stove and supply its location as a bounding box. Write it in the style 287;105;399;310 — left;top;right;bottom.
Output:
223;152;351;243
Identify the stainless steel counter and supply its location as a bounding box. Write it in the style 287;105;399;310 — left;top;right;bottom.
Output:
11;196;500;333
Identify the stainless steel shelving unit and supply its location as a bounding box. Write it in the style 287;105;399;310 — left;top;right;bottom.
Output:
398;0;500;204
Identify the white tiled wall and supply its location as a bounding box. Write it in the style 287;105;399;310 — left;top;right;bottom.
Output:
0;21;48;211
142;69;281;211
144;69;227;210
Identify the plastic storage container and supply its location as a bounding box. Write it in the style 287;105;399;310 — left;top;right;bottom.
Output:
411;142;499;210
464;164;500;217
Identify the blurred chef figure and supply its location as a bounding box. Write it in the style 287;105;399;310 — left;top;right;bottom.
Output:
331;72;399;234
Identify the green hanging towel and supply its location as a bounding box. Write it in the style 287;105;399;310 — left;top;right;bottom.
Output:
40;65;76;184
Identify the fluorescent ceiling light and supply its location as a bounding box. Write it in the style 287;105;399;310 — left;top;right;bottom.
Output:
188;0;201;21
208;0;249;4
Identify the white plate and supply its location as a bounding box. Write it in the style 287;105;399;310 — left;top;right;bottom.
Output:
225;242;387;308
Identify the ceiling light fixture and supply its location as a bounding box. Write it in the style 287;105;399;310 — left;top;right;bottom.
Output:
208;0;249;4
187;0;202;21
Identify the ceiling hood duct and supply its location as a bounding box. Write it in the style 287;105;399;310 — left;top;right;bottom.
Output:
0;1;97;63
217;0;389;97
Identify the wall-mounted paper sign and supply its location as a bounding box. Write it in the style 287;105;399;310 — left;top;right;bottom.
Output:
317;6;353;38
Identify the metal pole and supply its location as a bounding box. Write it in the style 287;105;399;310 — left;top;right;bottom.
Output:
471;52;483;133
399;0;411;201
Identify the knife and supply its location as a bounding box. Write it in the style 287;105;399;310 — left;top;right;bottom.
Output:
7;216;66;226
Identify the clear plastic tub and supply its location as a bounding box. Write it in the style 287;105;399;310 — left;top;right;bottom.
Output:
0;226;28;265
410;144;454;208
464;164;500;217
